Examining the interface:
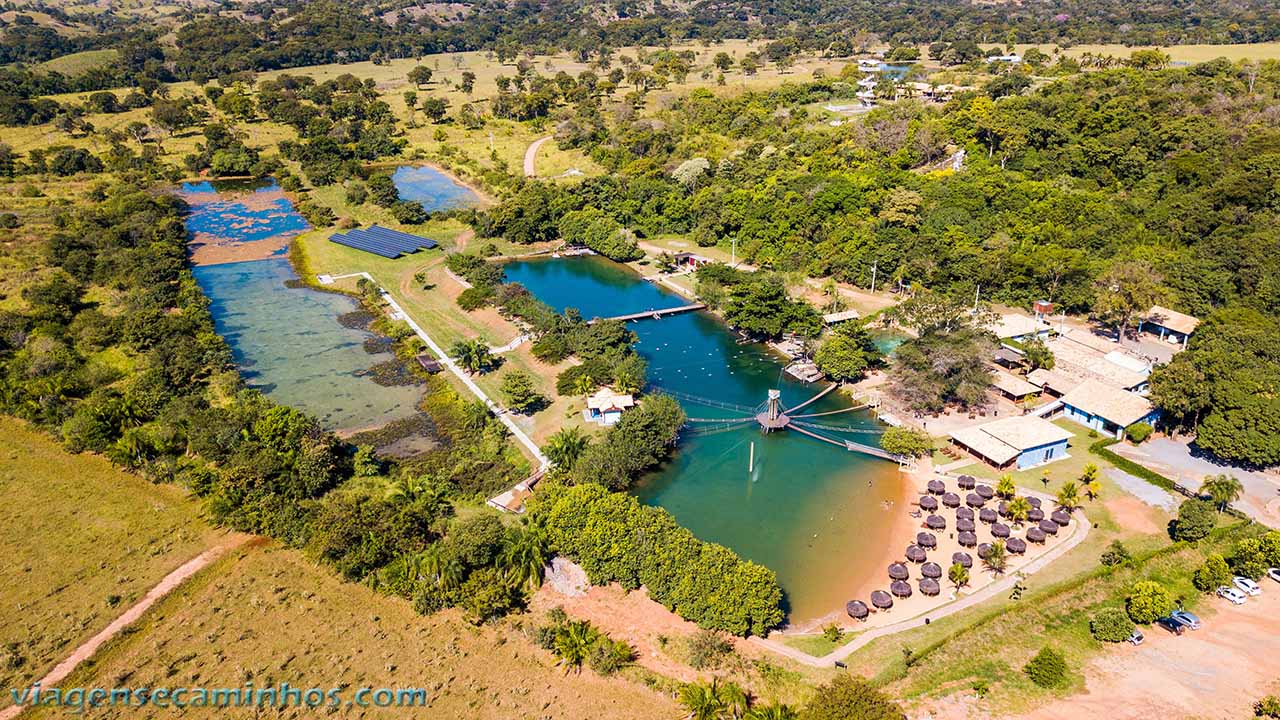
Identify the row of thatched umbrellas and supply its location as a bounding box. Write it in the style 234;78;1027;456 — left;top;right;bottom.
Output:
847;475;1073;619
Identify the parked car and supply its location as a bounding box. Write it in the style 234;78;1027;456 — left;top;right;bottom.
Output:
1267;567;1280;584
1234;576;1263;596
1154;617;1185;635
1127;629;1145;646
1218;585;1247;605
1170;609;1201;630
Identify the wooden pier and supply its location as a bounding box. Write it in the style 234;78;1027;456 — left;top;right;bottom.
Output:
591;303;706;323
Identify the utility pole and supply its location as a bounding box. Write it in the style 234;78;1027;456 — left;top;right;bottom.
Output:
973;284;981;312
731;237;737;267
869;259;877;294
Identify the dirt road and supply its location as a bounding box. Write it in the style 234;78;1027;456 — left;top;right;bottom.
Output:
524;136;551;177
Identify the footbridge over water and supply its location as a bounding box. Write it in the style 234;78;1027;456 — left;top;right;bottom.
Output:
588;303;706;324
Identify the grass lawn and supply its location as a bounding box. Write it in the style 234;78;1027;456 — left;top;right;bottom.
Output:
0;417;224;693
1016;41;1280;63
23;543;679;719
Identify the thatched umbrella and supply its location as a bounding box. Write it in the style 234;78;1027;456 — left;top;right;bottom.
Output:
956;518;976;533
926;514;947;530
1006;537;1027;554
1039;519;1059;535
997;501;1011;518
891;580;913;598
1052;509;1072;526
916;532;937;549
847;600;870;620
1027;507;1045;523
958;531;977;547
979;508;998;524
921;562;943;579
1026;496;1042;509
906;545;928;563
919;578;941;596
965;493;985;508
871;590;893;609
991;522;1011;538
952;551;973;568
977;542;993;559
976;484;995;500
1026;526;1047;544
957;474;976;490
919;495;939;512
927;479;946;495
888;562;909;580
942;492;961;508
956;506;975;521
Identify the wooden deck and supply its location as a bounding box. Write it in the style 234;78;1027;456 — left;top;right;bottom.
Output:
591;303;706;323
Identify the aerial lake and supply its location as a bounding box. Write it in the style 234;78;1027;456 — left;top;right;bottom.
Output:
504;256;903;623
391;165;481;211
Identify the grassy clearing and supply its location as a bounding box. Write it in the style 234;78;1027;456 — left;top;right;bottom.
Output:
36;48;119;75
24;543;679;719
1016;42;1280;63
0;417;223;693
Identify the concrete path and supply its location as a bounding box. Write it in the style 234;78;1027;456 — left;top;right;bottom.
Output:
0;536;250;719
1115;437;1280;526
751;498;1091;668
523;136;551;178
489;333;530;354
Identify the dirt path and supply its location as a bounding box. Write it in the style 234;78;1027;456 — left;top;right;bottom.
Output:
524;136;552;178
0;535;252;719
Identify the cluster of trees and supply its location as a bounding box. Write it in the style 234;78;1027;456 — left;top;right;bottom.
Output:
678;673;903;720
533;607;635;676
529;482;784;636
814;322;884;382
886;294;996;412
695;263;822;340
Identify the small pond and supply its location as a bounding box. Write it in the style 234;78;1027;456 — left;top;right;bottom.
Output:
391;165;481;212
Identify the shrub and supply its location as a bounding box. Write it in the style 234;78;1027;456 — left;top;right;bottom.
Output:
880;426;933;458
456;285;495;311
1193;553;1232;592
1256;695;1280;718
1126;580;1174;624
1089;607;1135;643
1172;498;1216;542
1023;646;1068;688
686;628;734;670
800;674;903;720
1232;537;1270;580
1125;422;1153;443
1100;540;1131;567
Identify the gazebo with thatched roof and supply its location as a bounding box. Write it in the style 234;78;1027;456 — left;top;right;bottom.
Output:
1052;509;1072;526
958;531;977;547
1028;507;1045;523
847;600;869;620
906;545;927;563
891;580;913;598
956;506;975;521
1026;526;1047;544
1007;537;1027;554
957;475;976;490
871;590;893;609
919;578;941;596
976;484;995;500
926;514;947;530
952;551;973;568
888;562;909;580
919;495;939;512
979;508;998;524
1039;519;1059;535
991;523;1011;538
916;532;937;549
921;562;942;579
927;479;946;495
942;492;961;508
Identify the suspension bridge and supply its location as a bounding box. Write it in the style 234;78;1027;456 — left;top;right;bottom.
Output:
672;384;905;462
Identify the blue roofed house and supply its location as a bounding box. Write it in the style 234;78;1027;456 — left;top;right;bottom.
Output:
1058;379;1159;439
949;416;1073;470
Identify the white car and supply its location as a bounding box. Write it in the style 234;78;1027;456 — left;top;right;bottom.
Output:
1217;586;1247;605
1233;576;1262;597
1267;568;1280;584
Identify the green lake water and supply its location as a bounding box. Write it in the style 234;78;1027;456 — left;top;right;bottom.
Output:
504;256;902;623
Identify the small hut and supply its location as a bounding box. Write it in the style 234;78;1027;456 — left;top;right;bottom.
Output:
1026;526;1047;544
979;508;998;524
965;493;985;508
1007;537;1027;554
919;495;939;512
1052;509;1072;526
888;562;909;580
1039;519;1059;535
916;532;937;549
956;518;976;533
956;506;975;521
921;562;943;579
1027;507;1045;523
957;531;977;547
957;475;976;490
891;580;914;598
952;552;973;568
906;545;928;563
846;600;870;620
975;484;995;500
991;523;1011;538
927;479;946;495
977;542;993;559
942;492;961;508
919;578;941;596
871;590;893;610
926;514;947;530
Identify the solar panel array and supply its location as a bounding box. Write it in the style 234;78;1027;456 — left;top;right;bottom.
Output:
328;224;439;259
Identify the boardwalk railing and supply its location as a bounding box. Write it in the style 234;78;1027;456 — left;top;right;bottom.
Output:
590;303;706;324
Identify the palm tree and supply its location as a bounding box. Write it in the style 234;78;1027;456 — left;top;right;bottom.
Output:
501;524;549;591
984;540;1007;577
679;681;727;720
544;427;590;468
996;473;1016;499
1006;496;1031;526
571;373;595;396
1056;481;1081;512
745;703;796;720
1081;463;1102;501
450;339;493;374
948;561;970;590
418;545;464;592
554;620;598;674
1201;474;1243;512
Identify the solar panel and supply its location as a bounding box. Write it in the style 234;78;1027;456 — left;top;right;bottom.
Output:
367;225;438;251
329;234;400;259
342;230;407;254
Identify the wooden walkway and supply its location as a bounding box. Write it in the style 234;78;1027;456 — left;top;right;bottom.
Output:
592;303;706;323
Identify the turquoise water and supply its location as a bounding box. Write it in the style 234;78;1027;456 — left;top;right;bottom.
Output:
184;182;423;433
504;256;902;622
391;165;480;211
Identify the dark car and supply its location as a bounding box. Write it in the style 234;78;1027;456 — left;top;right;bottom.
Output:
1155;617;1185;635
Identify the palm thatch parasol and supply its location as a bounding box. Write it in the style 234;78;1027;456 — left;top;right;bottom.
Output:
942;492;961;508
977;542;993;559
906;545;928;563
952;551;973;568
975;484;994;500
966;493;985;508
871;590;893;609
991;522;1011;538
1052;509;1072;526
927;479;946;495
1026;496;1042;508
919;578;941;596
1006;537;1027;554
926;514;947;530
921;561;942;579
888;562;909;580
919;495;939;512
916;532;937;549
979;508;998;524
1026;526;1047;544
957;474;976;490
957;518;976;533
847;600;870;619
891;580;913;598
997;501;1010;517
1039;519;1059;535
958;531;977;547
956;506;975;521
1027;507;1045;522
